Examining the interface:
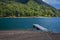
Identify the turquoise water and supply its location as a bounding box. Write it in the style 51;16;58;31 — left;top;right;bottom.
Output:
0;18;60;33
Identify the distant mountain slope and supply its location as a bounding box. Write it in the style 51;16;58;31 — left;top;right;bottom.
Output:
0;0;60;17
59;9;60;11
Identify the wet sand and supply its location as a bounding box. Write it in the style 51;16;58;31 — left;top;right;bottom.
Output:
49;33;60;40
0;31;60;40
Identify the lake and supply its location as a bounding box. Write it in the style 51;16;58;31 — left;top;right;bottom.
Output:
0;17;60;33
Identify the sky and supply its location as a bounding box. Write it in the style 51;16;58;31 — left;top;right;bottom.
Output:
42;0;60;9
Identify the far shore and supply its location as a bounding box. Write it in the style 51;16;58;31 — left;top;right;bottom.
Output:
0;16;59;18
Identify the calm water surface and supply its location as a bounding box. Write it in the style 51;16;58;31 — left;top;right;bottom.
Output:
0;17;60;33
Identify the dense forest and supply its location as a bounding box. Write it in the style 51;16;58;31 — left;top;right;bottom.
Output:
0;0;60;17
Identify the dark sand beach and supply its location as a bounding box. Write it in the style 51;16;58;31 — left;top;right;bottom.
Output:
0;31;60;40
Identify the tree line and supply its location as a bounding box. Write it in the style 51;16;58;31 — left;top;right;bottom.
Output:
0;0;60;17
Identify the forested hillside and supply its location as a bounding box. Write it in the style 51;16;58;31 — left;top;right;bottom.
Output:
0;0;60;17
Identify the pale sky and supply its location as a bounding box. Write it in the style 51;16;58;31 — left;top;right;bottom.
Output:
42;0;60;9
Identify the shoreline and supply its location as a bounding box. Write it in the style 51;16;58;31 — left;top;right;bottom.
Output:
0;16;59;18
0;30;60;40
